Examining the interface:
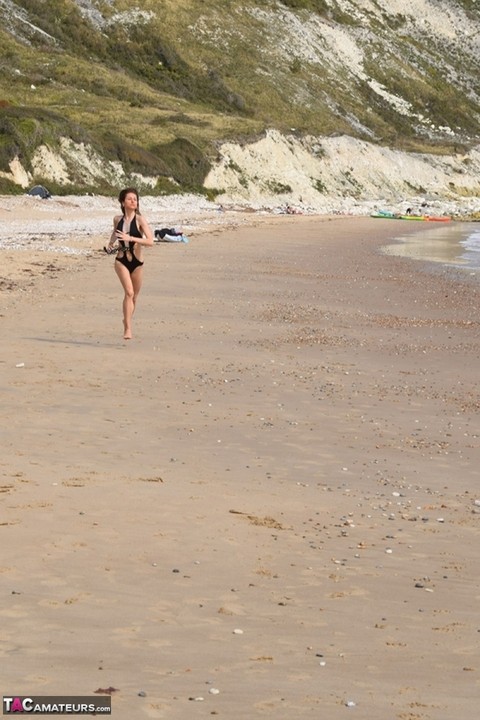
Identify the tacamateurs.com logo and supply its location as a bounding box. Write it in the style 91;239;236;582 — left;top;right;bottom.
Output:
2;696;111;714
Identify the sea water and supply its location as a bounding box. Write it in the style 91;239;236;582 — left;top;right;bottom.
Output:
382;222;480;278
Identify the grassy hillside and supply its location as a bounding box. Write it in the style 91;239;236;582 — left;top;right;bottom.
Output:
0;0;478;194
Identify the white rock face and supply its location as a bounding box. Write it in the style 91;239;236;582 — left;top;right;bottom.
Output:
204;130;480;213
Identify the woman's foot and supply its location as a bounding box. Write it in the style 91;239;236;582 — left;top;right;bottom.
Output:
123;323;132;340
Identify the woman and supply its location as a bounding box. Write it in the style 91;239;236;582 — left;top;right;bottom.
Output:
105;187;154;340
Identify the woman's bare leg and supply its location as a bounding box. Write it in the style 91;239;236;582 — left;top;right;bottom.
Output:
131;266;144;320
115;263;139;339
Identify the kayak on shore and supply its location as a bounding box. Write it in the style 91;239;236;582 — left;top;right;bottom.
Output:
371;210;451;222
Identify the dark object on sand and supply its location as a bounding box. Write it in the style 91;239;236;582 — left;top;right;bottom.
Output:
28;185;51;199
154;227;189;243
155;227;182;240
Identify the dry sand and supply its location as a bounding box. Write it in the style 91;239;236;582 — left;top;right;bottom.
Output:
1;200;479;719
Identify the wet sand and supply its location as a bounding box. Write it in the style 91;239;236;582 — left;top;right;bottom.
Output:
1;210;479;719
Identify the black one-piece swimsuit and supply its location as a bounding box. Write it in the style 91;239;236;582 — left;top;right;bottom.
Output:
115;215;144;274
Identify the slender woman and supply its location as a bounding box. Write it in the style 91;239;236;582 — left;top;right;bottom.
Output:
106;188;153;340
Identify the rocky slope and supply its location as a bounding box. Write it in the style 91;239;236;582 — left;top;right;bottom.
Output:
0;0;478;210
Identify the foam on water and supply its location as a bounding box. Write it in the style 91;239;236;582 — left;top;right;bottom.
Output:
459;229;480;267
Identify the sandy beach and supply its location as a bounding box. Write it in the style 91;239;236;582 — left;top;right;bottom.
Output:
1;198;479;719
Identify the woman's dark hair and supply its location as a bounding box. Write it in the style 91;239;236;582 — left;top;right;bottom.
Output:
118;187;140;213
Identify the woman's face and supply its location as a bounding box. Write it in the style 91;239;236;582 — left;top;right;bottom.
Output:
123;192;138;211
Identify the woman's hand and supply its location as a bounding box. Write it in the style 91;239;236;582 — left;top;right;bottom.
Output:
116;229;130;243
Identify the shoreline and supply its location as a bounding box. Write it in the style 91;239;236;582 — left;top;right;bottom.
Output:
1;212;479;719
381;220;480;277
